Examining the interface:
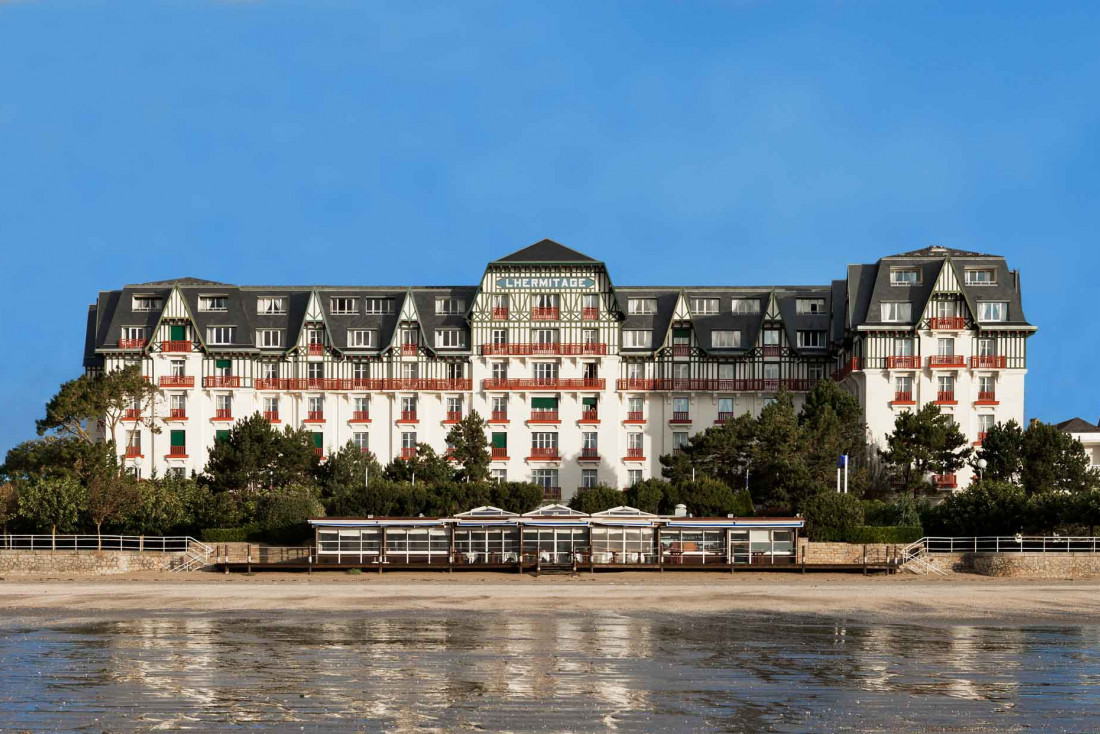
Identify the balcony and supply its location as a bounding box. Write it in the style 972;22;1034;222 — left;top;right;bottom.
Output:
927;355;966;369
400;447;418;460
159;375;195;388
122;408;141;421
761;345;782;357
672;344;691;357
528;447;560;461
480;342;608;356
935;391;957;405
615;378;820;392
251;378;471;392
580;409;599;423
531;307;560;321
305;410;325;423
715;411;734;424
929;317;966;331
314;447;324;458
582;307;599;320
263;410;280;423
975;391;998;405
541;486;562;501
579;447;600;461
444;410;462;423
124;445;142;458
308;343;325;356
892;391;915;405
971;355;1007;369
624;411;645;423
118;338;146;350
624;447;645;461
398;410;418;424
492;307;509;320
350;410;370;423
933;474;958;489
490;410;509;423
203;376;241;389
213;408;233;421
669;412;691;424
161;340;191;353
167;408;187;421
491;446;509;460
167;445;188;457
976;431;988;445
483;378;605;391
886;356;921;370
528;410;559;424
400;343;418;356
832;357;860;381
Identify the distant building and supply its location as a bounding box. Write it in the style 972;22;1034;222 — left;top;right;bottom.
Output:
1056;418;1100;471
83;239;1035;499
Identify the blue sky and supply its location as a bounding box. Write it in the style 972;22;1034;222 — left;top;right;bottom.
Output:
1;2;1098;455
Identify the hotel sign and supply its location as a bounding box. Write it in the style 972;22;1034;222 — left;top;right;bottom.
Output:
496;276;595;290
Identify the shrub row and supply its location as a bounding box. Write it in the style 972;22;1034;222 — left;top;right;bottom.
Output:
813;525;923;544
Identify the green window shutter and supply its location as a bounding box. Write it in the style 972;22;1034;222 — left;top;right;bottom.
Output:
170;430;186;447
582;397;597;408
491;432;507;449
215;430;229;442
673;328;691;339
312;432;324;448
215;359;231;369
170;325;186;341
531;397;558;410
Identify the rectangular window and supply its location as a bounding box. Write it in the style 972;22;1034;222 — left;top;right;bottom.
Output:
890;268;921;285
797;330;827;348
534;293;560;309
582;329;598;345
711;330;741;348
492;396;508;414
796;298;826;314
673;363;689;380
938;375;955;393
763;329;781;346
207;327;236;345
352;363;368;380
719;363;734;380
533;329;559;345
170;360;186;377
581;468;598;488
731;298;761;314
170;429;186;448
622;330;652;349
307;328;324;345
531;469;558;488
347;329;377;348
198;295;227;312
353;432;369;450
626;363;642;379
170;393;187;411
261;362;278;379
979;375;995;394
672;432;689;450
308;396;324;413
690;298;720;315
582;432;597;451
718;397;734;414
330;298;359;315
491;294;509;311
965;269;997;286
935;300;959;318
401;396;417;413
763;364;780;380
895;375;913;394
353;396;369;413
937;338;955;356
263;397;279;414
895;337;915;356
628;432;643;450
672;397;689;413
978;338;995;357
447;396;463;415
257;297;286;315
491;362;508;380
978;414;995;433
490;468;507;483
628;298;658;315
978;301;1008;322
308;362;324;379
364;298;394;314
132;296;163;312
401;432;417;449
531;433;558;450
435;297;466;314
491;329;508;346
880;302;913;322
808;364;825;380
627;469;642;487
533;362;558;380
491;432;507;449
215;358;231;376
122;326;146;341
256;329;283;348
628;397;643;414
216;394;232;412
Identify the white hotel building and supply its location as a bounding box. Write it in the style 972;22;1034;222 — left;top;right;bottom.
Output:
83;240;1034;499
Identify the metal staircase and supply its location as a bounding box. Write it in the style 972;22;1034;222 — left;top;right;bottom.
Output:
172;538;213;572
899;539;948;576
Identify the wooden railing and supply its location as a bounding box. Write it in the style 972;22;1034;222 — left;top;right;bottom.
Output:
214;408;233;420
936;391;956;404
542;486;562;500
445;410;462;423
161;340;191;353
400;343;418;356
625;411;644;422
933;474;958;489
203;376;241;388
490;410;508;422
715;411;734;423
306;410;324;422
670;411;691;423
124;445;142;458
615;378;819;392
159;375;195;388
529;447;560;460
492;307;509;320
263;410;280;422
480;342;608;356
832;357;860;381
761;345;782;357
400;447;417;459
168;408;187;420
351;410;370;422
624;447;645;460
927;355;966;368
582;307;599;320
399;410;417;422
122;408;141;420
671;344;691;357
929;317;966;330
529;410;559;423
886;356;921;369
491;446;508;459
253;378;472;391
118;338;147;350
531;307;559;320
893;391;914;403
168;445;188;457
971;355;1007;369
308;343;325;356
579;447;600;460
484;378;605;391
580;409;599;422
977;390;997;403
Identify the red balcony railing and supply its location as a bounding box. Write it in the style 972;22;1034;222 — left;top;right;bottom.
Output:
445;410;462;423
122;408;141;421
308;343;325;356
582;307;599;320
528;447;560;460
977;391;997;403
672;344;691;357
579;447;600;460
670;412;691;423
314;447;324;458
832;357;860;381
971;355;1007;369
624;447;645;460
529;410;559;423
580;409;599;422
251;378;471;392
168;408;187;420
716;411;734;423
162;340;191;353
933;474;958;489
400;447;418;459
491;410;508;422
886;356;921;369
625;411;644;422
929;317;966;330
762;345;782;357
203;376;241;388
936;391;956;404
491;446;508;459
480;343;608;356
542;486;562;500
263;410;280;422
214;408;233;421
893;391;914;404
927;355;966;368
118;338;146;350
351;410;370;422
168;445;187;457
531;307;559;320
306;410;324;422
399;410;418;423
483;378;605;391
976;431;988;444
159;375;195;388
124;445;142;458
615;378;820;392
400;343;418;356
492;307;509;320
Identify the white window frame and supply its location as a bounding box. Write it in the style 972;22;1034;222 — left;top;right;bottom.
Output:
796;298;827;315
132;296;162;312
206;326;236;345
622;330;652;349
978;301;1008;322
364;298;394;314
731;298;761;314
880;302;912;323
690;298;720;315
347;329;377;348
890;268;921;285
628;298;658;315
797;330;827;349
257;296;286;315
198;295;228;312
435;297;466;315
435;329;467;349
711;330;741;349
965;269;997;286
256;329;283;348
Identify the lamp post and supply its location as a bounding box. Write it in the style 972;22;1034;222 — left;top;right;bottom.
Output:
977;458;987;482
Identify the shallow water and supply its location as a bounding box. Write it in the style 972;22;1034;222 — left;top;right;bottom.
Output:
2;611;1099;732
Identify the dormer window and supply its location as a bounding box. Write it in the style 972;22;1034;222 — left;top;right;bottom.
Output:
364;298;394;314
435;329;466;348
796;298;826;314
347;329;377;348
207;327;236;345
330;298;359;315
965;269;997;286
628;298;658;315
257;297;286;315
711;330;741;348
890;269;921;285
622;330;652;349
978;301;1008;322
132;296;162;312
880;302;912;322
435;298;466;315
731;299;761;314
199;295;228;312
256;329;283;348
797;330;827;348
689;298;719;315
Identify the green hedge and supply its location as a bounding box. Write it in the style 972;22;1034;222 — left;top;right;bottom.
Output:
200;525;260;543
814;525;922;544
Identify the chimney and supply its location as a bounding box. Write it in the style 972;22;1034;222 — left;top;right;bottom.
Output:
674;503;688;517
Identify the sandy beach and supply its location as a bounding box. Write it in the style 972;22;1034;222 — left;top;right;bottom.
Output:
2;571;1100;622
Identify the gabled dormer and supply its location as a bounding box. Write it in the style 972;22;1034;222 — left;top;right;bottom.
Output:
296;290;330;357
920;259;974;331
153;285;202;354
389;291;425;357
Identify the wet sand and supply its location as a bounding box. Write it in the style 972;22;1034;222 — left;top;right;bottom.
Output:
2;571;1100;622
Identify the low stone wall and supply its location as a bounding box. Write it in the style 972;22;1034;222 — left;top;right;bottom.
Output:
963;552;1100;578
0;550;182;575
800;541;899;565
